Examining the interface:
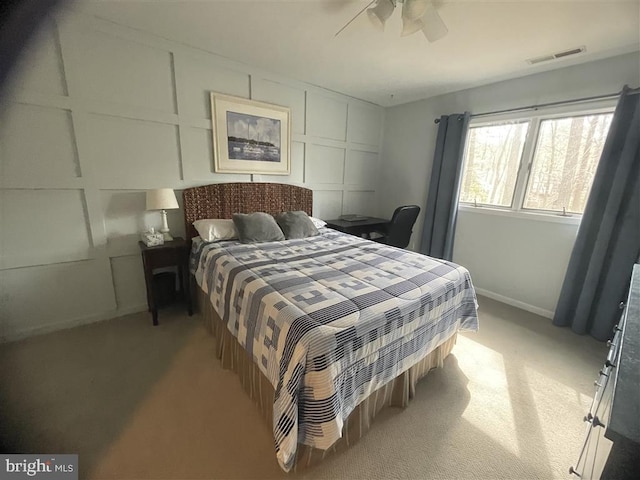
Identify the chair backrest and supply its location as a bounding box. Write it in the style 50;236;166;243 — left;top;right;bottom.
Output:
385;205;421;248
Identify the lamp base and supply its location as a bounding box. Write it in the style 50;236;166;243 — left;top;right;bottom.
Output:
160;209;173;241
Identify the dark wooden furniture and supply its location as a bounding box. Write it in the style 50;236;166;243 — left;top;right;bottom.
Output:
325;216;389;238
139;237;192;325
570;264;640;479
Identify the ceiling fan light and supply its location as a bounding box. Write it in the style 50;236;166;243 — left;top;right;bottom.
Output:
367;0;395;31
421;5;448;42
402;0;429;21
401;16;424;37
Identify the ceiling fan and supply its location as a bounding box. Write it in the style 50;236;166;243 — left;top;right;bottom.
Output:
335;0;448;42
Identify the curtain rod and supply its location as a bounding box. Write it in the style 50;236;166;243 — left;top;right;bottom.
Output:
433;86;640;124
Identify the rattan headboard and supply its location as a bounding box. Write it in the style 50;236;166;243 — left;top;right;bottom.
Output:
183;182;313;240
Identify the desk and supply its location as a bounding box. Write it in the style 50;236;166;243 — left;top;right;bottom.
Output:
325;216;389;238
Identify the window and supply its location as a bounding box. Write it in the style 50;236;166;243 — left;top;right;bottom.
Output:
459;122;529;207
459;109;613;216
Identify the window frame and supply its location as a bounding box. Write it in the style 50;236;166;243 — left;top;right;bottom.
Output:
459;100;616;220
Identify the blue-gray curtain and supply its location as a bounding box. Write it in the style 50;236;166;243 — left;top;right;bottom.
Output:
553;87;640;341
421;112;471;260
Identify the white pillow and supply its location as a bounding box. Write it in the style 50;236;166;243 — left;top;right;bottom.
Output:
193;219;238;242
309;216;327;229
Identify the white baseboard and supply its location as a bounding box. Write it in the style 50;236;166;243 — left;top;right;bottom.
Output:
474;288;554;319
0;304;148;344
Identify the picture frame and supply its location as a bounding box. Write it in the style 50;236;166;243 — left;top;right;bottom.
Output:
211;93;291;175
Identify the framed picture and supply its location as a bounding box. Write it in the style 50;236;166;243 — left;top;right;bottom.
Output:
211;93;291;175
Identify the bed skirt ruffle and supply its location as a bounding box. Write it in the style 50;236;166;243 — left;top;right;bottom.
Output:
197;288;456;470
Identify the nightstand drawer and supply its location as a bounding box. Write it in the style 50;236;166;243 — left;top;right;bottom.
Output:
143;246;186;270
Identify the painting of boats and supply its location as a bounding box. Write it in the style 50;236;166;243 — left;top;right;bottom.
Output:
226;111;281;162
211;93;291;175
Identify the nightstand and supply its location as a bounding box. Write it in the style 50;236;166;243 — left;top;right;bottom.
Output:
138;237;192;326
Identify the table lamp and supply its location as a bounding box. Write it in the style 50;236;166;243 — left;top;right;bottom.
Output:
146;188;179;241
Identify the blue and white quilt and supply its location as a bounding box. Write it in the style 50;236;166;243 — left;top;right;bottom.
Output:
191;228;478;471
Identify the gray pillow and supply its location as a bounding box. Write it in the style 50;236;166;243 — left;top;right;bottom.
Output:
232;212;285;243
275;211;319;239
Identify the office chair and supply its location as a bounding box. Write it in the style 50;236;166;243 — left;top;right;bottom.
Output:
373;205;421;249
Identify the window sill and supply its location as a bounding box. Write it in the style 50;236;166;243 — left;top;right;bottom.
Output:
458;204;582;225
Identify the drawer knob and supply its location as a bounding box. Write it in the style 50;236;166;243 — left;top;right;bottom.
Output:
605;359;617;368
619;301;625;310
594;380;602;388
583;413;593;423
592;415;605;428
569;466;581;477
606;340;613;347
598;369;609;377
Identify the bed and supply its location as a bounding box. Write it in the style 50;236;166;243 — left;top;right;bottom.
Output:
183;182;479;472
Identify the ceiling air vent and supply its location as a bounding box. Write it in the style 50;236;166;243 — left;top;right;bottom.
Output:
526;46;586;65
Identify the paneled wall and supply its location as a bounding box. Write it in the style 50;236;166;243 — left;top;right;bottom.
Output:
0;12;384;341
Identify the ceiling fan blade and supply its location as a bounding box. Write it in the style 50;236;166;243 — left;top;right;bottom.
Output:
334;0;378;37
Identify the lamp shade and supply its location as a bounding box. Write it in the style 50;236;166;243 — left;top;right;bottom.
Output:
146;188;178;211
367;0;395;31
401;16;423;36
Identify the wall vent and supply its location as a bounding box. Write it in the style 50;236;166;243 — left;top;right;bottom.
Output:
526;46;586;65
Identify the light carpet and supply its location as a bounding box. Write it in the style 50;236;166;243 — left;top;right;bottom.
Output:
0;296;606;479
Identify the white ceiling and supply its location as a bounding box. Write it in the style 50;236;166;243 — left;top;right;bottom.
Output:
75;1;640;107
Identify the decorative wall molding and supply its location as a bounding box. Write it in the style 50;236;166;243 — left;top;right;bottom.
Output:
0;11;385;340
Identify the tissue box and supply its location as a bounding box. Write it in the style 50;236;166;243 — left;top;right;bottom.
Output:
141;231;164;247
